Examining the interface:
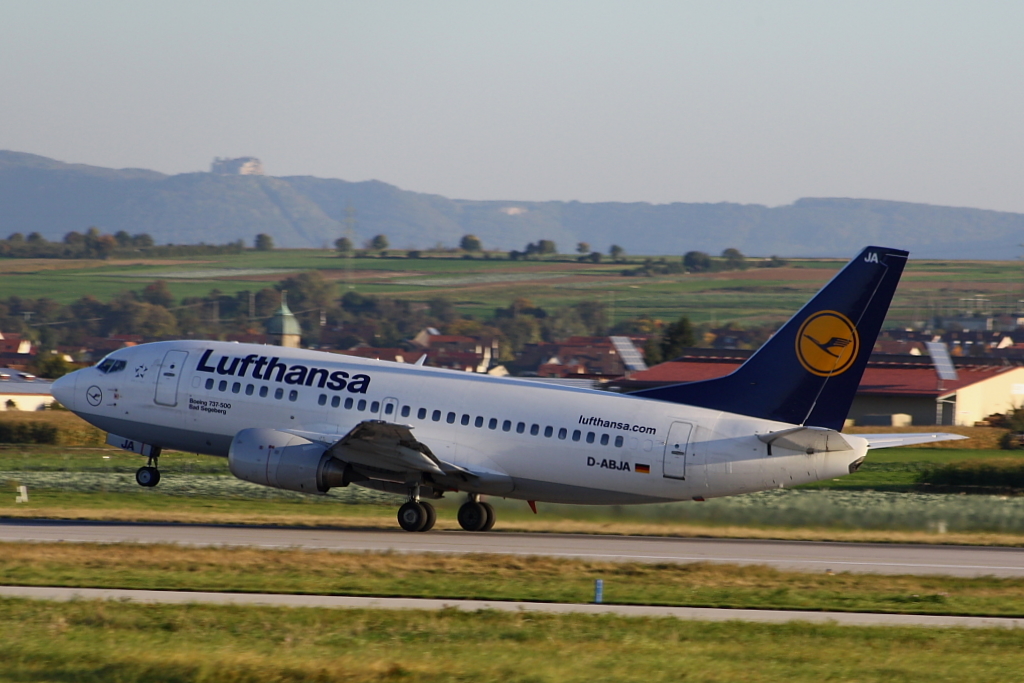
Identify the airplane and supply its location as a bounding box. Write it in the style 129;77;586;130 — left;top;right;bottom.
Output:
50;246;963;532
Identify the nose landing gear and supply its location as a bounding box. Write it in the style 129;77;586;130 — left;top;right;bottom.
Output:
135;448;162;487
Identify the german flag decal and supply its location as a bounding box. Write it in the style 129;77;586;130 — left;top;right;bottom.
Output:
635;463;651;474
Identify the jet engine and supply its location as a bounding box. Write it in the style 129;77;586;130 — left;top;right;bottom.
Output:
228;428;351;493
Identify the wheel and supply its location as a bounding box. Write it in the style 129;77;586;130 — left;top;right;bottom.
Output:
135;466;159;487
397;501;428;532
417;501;437;532
480;502;496;531
457;501;487;531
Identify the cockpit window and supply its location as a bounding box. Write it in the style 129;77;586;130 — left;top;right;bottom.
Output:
96;358;126;374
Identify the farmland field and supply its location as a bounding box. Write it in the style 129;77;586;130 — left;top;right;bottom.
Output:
3;249;1023;328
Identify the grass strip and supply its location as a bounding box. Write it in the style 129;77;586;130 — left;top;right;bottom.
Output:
4;543;1024;618
6;490;1024;546
2;596;1024;682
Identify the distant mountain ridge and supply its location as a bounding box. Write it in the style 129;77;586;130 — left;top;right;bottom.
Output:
0;150;1020;258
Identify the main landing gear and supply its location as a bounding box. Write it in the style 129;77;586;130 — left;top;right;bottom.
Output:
135;448;162;488
458;495;495;532
397;484;436;532
395;489;496;532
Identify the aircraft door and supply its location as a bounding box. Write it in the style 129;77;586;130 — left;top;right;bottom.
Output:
662;421;693;480
154;350;188;406
381;397;399;421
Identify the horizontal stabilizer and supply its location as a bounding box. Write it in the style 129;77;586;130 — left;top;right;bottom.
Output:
758;427;853;453
859;432;968;449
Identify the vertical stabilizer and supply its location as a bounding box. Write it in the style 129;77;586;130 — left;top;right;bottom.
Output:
631;247;909;430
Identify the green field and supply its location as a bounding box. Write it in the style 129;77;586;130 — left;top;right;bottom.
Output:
4;598;1023;683
4;250;1023;328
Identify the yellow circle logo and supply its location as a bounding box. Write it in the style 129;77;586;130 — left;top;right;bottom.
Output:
795;310;860;377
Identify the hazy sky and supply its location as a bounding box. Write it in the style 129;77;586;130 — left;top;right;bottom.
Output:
2;1;1023;212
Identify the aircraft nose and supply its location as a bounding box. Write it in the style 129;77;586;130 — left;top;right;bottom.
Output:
50;372;78;410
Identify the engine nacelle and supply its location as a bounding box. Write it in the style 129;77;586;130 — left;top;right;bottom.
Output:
228;428;350;493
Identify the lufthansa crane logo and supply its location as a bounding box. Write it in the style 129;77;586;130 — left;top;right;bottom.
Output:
795;310;860;377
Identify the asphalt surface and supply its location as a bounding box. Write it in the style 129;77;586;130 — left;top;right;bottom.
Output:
2;519;1024;577
1;585;1020;628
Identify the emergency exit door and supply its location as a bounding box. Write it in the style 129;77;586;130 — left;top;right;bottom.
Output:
154;350;188;406
662;421;693;480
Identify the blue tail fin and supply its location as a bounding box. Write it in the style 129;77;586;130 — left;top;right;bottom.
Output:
631;246;909;430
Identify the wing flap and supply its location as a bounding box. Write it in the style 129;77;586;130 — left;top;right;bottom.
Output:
283;421;475;479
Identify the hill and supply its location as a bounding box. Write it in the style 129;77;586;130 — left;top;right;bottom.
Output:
1;150;1021;258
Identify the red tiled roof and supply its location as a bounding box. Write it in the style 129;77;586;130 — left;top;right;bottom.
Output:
627;359;1022;397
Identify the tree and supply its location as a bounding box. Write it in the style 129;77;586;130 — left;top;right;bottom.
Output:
721;248;747;270
659;316;695;360
369;234;389;251
254;234;274;251
683;251;711;273
460;234;483;252
277;271;335;312
141;280;175;308
114;230;133;247
609;244;625;262
576;242;590;254
334;237;353;255
643;336;663;366
589;251;602;263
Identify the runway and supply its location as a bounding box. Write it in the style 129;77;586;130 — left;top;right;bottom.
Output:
3;519;1024;577
2;584;1021;629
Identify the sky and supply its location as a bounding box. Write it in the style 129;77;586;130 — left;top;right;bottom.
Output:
2;1;1023;212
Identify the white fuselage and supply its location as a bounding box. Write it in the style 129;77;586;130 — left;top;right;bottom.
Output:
55;340;869;505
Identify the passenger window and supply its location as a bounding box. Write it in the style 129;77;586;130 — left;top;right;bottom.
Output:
245;384;254;396
331;396;341;408
371;401;380;412
205;378;214;390
600;434;609;446
461;414;470;426
502;420;511;432
572;430;582;441
516;422;525;434
401;405;410;417
432;410;441;422
259;386;268;398
232;382;241;394
218;380;227;392
558;428;567;440
318;394;327;406
544;426;553;438
358;399;367;411
289;390;298;402
530;424;540;436
614;435;624;447
274;388;284;400
447;412;456;424
345;397;354;409
586;432;595;444
489;418;498;430
475;416;484;428
418;408;427;419
384;403;393;414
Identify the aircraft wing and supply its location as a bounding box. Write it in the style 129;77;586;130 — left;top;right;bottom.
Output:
283;421;476;480
858;432;968;449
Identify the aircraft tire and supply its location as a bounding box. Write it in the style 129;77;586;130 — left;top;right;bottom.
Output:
398;501;428;532
417;501;437;532
135;466;160;488
480;502;496;531
457;501;487;531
